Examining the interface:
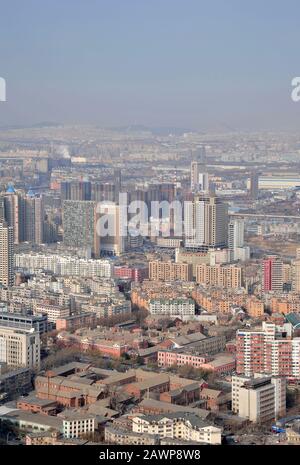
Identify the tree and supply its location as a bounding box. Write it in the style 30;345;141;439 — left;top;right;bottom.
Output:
178;365;196;378
134;355;144;365
146;361;158;370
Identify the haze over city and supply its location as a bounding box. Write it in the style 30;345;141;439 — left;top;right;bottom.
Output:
1;0;300;130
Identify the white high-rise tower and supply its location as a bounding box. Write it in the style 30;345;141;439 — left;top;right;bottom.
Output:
0;221;14;287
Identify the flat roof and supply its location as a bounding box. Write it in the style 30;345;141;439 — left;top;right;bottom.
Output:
2;410;63;429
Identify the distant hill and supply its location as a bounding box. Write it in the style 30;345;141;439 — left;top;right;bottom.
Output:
108;125;191;136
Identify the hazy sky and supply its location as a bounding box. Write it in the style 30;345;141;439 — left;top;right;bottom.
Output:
1;0;300;131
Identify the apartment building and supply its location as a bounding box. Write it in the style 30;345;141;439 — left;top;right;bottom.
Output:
105;426;159;445
236;322;300;380
15;253;113;278
195;263;242;289
270;295;300;315
84;300;131;319
158;350;208;369
149;260;193;282
247;298;265;318
114;264;148;282
149;298;195;317
294;259;300;292
34;304;70;323
62;200;100;257
184;193;228;251
132;413;222;445
158;350;234;373
262;256;283;293
192;287;247;314
175;248;210;277
0;221;14;287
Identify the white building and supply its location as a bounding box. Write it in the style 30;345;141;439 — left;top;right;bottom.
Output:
15;253;113;278
84;299;131;319
149;298;195;318
34;304;70;323
232;374;286;422
0;222;14;287
61;411;96;439
228;219;245;261
0;326;40;369
132;413;221;445
96;202;126;256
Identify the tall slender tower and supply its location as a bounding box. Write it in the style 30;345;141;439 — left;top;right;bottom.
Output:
0;221;14;287
191;161;209;193
228;219;245;261
249;172;259;200
19;190;44;244
3;184;20;244
262;256;283;293
185;192;228;250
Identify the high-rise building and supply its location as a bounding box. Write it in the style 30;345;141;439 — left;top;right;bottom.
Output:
236;322;300;381
0;197;4;222
19;190;44;244
228;219;246;261
62;200;100;257
190;161;209;193
184;193;228;250
249;172;259;200
2;185;20;244
97;202;125;256
61;180;91;201
294;259;300;292
262;256;283;293
147;183;176;204
91;182;119;202
192;145;206;163
0;221;14;287
113;168;122;192
1;187;44;245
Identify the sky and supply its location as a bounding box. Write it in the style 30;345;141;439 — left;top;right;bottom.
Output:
1;0;300;131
